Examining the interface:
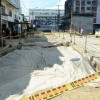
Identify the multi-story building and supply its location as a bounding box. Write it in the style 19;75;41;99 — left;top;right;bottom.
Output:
62;0;72;29
73;0;93;13
94;0;100;30
65;0;72;17
64;0;100;33
29;9;64;25
1;0;23;35
72;0;98;23
72;0;100;33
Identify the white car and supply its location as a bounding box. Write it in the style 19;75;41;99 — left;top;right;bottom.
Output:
95;29;100;37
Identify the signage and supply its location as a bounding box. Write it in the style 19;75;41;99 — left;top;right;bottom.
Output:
8;16;14;22
1;15;8;21
22;24;27;29
31;20;34;23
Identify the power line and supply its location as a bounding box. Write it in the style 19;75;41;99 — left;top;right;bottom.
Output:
20;0;29;15
21;7;29;14
21;0;29;11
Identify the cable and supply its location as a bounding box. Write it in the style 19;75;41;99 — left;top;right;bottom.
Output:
20;0;29;15
20;0;29;11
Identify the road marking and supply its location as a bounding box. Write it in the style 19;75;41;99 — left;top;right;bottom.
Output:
20;71;100;100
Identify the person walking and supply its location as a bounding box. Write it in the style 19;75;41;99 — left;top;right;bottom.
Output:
6;28;10;37
70;29;71;37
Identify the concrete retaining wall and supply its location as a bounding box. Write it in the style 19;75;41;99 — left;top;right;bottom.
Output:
0;44;22;57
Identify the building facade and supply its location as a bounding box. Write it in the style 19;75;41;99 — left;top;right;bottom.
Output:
70;0;100;33
94;0;100;30
65;0;72;17
1;0;23;35
72;0;98;24
29;9;64;25
64;0;100;33
62;0;72;29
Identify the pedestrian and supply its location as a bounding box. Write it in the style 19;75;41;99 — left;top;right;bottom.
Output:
6;28;10;37
2;30;6;37
80;28;83;38
70;29;71;37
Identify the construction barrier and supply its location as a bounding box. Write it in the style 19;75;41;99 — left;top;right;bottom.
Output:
20;71;100;100
9;31;12;48
87;35;100;37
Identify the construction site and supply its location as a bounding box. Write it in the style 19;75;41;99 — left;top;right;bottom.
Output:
0;25;100;100
1;0;100;99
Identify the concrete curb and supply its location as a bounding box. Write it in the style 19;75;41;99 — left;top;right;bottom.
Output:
0;44;23;58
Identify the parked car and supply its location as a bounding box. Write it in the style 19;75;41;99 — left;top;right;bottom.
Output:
95;29;100;38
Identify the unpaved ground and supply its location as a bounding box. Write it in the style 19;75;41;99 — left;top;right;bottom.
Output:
52;87;100;100
0;35;99;100
51;86;100;100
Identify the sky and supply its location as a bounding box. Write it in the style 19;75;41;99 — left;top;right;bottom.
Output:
21;0;66;15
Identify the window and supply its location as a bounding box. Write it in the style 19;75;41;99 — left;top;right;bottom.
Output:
92;7;97;11
81;1;85;6
46;13;49;15
92;1;97;5
93;13;96;17
93;18;96;23
87;7;91;10
76;0;80;4
76;7;80;11
81;7;85;12
87;1;91;5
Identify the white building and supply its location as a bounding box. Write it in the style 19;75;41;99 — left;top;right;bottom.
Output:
29;9;64;20
2;0;23;34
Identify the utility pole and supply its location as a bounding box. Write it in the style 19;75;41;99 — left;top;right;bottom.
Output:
71;0;73;30
0;0;2;46
55;16;57;32
70;0;73;43
56;5;61;32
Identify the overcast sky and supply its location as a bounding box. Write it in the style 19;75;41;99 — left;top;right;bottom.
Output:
21;0;66;15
